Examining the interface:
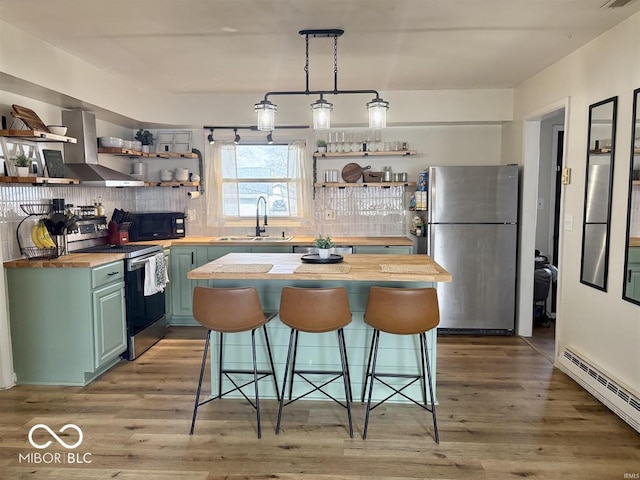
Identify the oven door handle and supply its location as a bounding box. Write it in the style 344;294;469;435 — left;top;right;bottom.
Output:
127;255;157;272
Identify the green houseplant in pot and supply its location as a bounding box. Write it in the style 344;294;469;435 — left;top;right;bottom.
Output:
13;153;31;177
135;129;154;153
314;234;335;259
316;139;327;153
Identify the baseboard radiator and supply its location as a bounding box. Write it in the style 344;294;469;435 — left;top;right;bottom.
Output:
558;347;640;433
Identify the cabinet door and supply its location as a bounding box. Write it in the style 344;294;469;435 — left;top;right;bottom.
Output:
93;280;126;368
354;245;413;254
627;265;640;300
171;248;201;318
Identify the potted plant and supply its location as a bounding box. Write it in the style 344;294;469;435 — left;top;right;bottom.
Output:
314;234;335;259
316;139;327;153
135;129;154;153
13;153;31;177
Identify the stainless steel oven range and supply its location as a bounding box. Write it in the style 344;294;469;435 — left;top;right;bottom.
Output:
67;216;166;360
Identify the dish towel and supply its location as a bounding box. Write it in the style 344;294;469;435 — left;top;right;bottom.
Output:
144;252;169;296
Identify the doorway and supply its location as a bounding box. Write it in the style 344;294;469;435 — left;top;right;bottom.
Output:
529;110;565;361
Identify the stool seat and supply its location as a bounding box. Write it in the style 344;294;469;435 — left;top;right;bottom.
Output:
276;287;353;437
362;286;440;442
190;286;279;439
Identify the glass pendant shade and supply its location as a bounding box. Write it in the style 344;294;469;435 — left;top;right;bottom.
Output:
367;97;389;129
311;98;333;130
255;100;277;131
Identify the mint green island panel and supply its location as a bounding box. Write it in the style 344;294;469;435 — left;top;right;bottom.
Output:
6;261;126;386
188;253;451;404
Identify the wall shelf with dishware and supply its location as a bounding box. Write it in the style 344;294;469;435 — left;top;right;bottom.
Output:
0;176;79;185
97;147;197;159
0;130;77;143
314;182;416;188
144;181;200;188
313;150;416;158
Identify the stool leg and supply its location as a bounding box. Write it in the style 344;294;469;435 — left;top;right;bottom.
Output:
288;329;299;400
422;332;439;444
341;331;353;402
262;324;280;402
217;331;224;399
419;333;428;406
337;328;353;438
251;328;262;439
276;328;296;434
363;329;381;440
190;330;211;435
361;329;375;402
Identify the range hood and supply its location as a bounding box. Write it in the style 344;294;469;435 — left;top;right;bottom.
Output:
62;110;144;187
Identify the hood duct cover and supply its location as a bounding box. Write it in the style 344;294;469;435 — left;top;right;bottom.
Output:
62;110;144;187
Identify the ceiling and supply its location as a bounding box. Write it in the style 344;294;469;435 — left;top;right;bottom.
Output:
1;0;640;96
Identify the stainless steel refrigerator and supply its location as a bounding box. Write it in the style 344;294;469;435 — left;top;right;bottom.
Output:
427;165;519;333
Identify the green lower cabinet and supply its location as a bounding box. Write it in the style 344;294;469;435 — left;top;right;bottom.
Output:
626;248;640;300
354;245;414;254
169;246;252;326
7;261;126;386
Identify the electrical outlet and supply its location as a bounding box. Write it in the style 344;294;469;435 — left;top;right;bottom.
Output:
186;209;196;222
324;210;336;220
562;167;571;185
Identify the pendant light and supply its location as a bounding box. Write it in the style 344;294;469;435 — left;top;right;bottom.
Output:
255;29;389;131
311;95;333;130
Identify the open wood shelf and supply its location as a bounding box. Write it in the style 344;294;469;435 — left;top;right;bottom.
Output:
98;147;197;159
632;180;640;186
0;130;77;143
589;148;612;155
314;182;416;188
313;150;417;158
0;176;79;185
144;181;200;187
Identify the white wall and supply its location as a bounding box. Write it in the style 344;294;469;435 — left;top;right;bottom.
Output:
505;12;640;393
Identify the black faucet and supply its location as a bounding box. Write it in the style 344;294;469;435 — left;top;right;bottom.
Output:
255;196;268;236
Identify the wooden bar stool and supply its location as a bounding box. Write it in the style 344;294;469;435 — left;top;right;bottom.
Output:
361;286;440;442
189;286;279;439
276;286;353;437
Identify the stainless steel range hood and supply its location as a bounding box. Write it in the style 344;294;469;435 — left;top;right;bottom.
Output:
62;110;144;187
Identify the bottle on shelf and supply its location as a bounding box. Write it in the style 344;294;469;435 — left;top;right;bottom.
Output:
96;197;105;217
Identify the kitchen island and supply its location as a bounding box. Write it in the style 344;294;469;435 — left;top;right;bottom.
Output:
188;253;451;403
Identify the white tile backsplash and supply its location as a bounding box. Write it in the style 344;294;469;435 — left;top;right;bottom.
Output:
0;182;411;260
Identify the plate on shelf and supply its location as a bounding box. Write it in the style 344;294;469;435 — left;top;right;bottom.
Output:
301;254;343;264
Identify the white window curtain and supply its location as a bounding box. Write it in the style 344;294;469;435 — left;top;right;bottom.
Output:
205;140;312;227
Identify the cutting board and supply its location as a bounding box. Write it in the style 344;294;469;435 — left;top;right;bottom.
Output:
11;105;50;132
42;149;65;177
342;163;364;183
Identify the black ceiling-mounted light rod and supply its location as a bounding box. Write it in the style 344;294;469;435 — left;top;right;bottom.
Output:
254;29;389;130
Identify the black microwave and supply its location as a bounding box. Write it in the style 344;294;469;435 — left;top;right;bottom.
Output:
126;212;186;241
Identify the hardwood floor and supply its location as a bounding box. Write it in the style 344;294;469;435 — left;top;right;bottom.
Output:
1;327;638;479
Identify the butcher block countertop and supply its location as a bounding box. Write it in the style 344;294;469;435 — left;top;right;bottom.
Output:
188;253;451;283
630;237;640;247
3;253;126;269
3;236;413;268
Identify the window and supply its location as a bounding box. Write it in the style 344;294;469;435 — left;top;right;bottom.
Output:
206;141;311;225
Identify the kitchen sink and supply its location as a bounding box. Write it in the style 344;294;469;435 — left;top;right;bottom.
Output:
252;236;293;242
214;236;293;242
215;236;255;241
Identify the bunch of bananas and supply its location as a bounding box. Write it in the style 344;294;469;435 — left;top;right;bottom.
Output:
31;219;56;249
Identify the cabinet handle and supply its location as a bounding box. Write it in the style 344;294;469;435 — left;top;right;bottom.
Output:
629;269;632;283
191;252;194;264
107;271;119;276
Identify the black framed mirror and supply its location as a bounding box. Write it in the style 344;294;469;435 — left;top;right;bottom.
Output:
623;88;640;305
580;96;617;291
